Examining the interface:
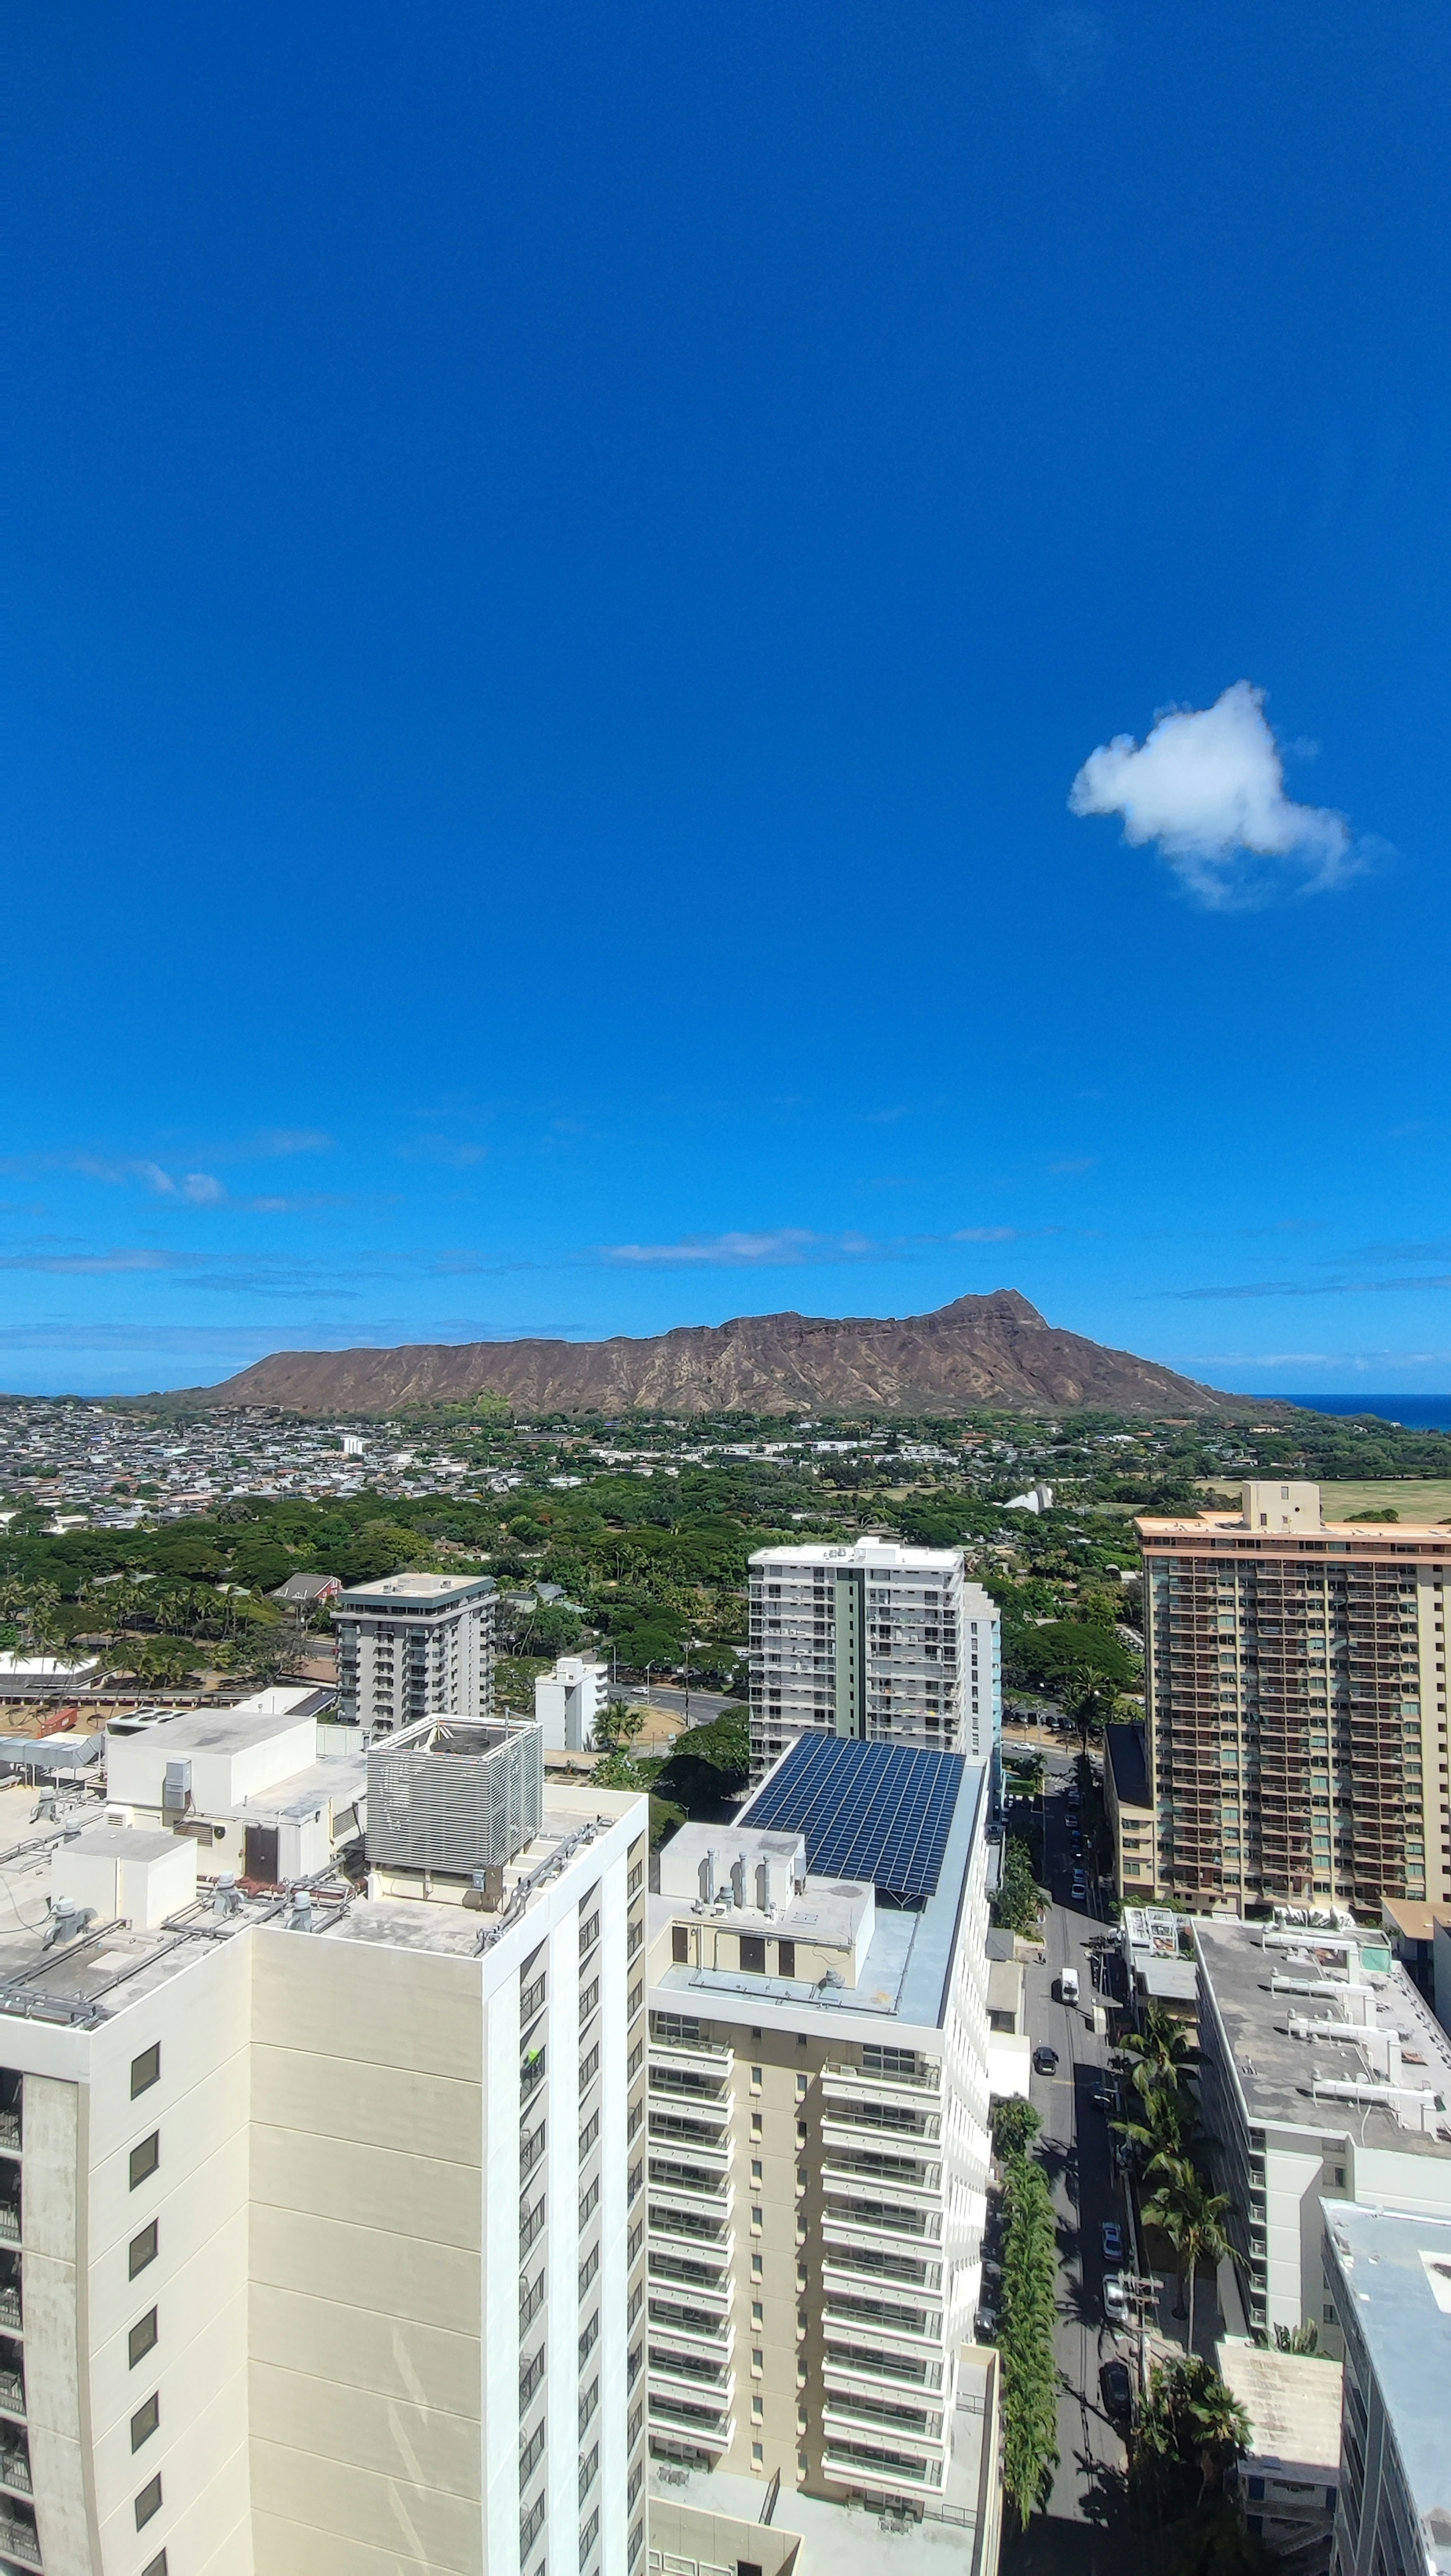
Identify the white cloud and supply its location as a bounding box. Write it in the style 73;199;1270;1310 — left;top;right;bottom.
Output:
1069;681;1358;904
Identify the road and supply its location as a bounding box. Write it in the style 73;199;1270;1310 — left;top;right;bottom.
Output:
613;1682;737;1727
1002;1750;1151;2576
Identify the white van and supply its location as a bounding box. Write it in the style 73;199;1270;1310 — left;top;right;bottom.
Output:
1058;1966;1080;2006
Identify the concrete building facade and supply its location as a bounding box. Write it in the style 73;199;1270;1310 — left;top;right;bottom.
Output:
1138;1484;1451;1911
747;1539;999;1776
642;1735;996;2545
534;1661;609;1756
1103;1723;1154;1902
0;1714;648;2576
333;1571;496;1735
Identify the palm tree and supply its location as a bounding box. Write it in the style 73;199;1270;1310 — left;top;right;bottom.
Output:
1114;2073;1191;2172
1141;2160;1233;2352
1185;2369;1251;2503
1122;2005;1197;2084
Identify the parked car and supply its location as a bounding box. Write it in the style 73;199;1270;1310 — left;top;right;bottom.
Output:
1100;2359;1134;2422
1033;2044;1060;2074
1092;2085;1116;2113
1100;2220;1123;2261
1103;2272;1128;2323
1072;1871;1088;1900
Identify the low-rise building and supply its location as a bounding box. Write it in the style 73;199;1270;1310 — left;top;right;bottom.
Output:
1323;2202;1451;2576
0;1653;99;1700
1194;1915;1451;2347
1380;1899;1451;2006
644;1730;996;2546
1104;1721;1156;1900
103;1684;364;1884
536;1655;610;1752
1217;2339;1343;2573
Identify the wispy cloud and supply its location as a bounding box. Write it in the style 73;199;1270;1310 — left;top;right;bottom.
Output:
1070;681;1366;907
397;1136;491;1168
0;1247;190;1274
74;1156;224;1205
1160;1274;1451;1303
248;1128;333;1157
603;1229;862;1267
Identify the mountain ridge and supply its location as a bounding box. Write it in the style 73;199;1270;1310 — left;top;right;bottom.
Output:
188;1290;1243;1418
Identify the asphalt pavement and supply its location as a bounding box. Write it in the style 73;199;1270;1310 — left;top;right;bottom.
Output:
1002;1752;1152;2576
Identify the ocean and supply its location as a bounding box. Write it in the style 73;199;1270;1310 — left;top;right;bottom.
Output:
1281;1394;1451;1432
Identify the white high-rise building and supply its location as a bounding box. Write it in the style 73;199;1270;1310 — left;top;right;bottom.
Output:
642;1733;1000;2549
748;1538;1000;1774
0;1708;648;2576
333;1569;496;1733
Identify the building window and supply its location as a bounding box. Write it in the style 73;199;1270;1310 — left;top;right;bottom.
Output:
134;2474;162;2530
129;2310;158;2368
520;2421;546;2483
129;2134;160;2191
130;2045;161;2099
140;2557;168;2576
672;1926;690;1963
130;2392;160;2451
520;2495;546;2559
777;1940;796;1978
129;2220;159;2279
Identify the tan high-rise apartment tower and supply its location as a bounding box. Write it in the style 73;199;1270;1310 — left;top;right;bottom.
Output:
1138;1482;1450;1911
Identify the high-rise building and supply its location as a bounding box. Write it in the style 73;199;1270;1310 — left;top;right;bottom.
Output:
642;1732;1000;2543
0;1710;648;2576
747;1538;1000;1776
333;1568;495;1733
1323;2201;1451;2576
1138;1483;1451;1910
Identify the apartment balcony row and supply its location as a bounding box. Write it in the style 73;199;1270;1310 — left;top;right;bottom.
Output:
649;2033;732;2079
647;2161;734;2213
648;2208;736;2261
821;2060;940;2105
647;2299;736;2359
823;2343;945;2395
647;2120;733;2173
821;2155;942;2209
647;2252;732;2310
823;2198;941;2251
648;2069;731;2116
822;2277;942;2339
821;2432;946;2493
820;2108;941;2150
647;2392;735;2455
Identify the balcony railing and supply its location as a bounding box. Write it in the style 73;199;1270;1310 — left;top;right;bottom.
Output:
0;2378;22;2420
0;2217;19;2251
0;2517;39;2568
0;2456;31;2500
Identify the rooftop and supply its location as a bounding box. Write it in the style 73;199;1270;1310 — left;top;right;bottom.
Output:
1214;2341;1344;2474
1325;2202;1451;2576
336;1570;495;1604
1194;1916;1451;2156
653;1755;986;2034
750;1536;966;1570
0;1776;642;2028
741;1734;967;1901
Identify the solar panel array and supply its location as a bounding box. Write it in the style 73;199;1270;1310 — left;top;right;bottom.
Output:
741;1732;963;1899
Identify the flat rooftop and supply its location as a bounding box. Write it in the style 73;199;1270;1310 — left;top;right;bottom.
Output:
1214;2342;1344;2472
1326;2203;1451;2576
750;1537;964;1569
1137;1511;1451;1547
0;1778;642;2029
336;1571;494;1603
651;1760;985;2034
1195;1917;1451;2156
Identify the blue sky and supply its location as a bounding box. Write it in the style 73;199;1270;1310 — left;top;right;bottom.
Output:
5;3;1451;1398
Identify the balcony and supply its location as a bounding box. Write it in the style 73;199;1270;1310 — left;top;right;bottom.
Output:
823;2347;943;2395
647;2122;733;2174
821;2153;941;2206
821;2436;944;2493
0;2452;30;2502
821;2109;939;2151
823;2062;940;2105
647;2206;735;2259
647;2252;732;2307
647;2346;736;2402
647;2160;734;2211
0;2516;39;2569
648;2071;730;2117
823;2201;939;2255
0;2215;19;2252
647;2392;735;2453
647;2301;736;2358
0;2375;23;2423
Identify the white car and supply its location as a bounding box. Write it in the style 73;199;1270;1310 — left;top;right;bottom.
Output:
1103;2272;1129;2324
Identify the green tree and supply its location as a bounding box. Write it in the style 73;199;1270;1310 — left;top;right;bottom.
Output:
996;2144;1061;2522
593;1700;645;1752
992;1834;1043;1938
1141;2159;1233;2350
991;2097;1043;2160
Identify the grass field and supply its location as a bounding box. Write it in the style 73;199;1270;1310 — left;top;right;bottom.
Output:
1320;1478;1451;1525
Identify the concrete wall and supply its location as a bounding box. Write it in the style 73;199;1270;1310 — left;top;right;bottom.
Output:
247;1929;486;2576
